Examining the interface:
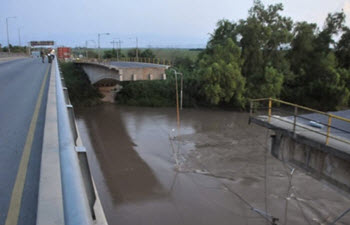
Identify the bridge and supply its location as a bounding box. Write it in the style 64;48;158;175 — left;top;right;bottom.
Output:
0;56;108;225
0;54;172;225
249;98;350;193
74;59;169;86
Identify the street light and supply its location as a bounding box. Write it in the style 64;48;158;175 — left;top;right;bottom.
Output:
6;16;16;53
85;40;96;58
169;68;183;130
98;32;110;61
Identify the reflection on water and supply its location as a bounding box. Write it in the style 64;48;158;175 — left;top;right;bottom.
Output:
76;104;350;225
76;105;164;204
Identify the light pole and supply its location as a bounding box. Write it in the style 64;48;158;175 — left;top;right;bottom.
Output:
98;32;110;61
85;40;95;58
6;16;16;53
170;68;183;130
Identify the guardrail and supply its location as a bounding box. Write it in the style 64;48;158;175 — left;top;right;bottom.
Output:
75;57;172;66
249;98;350;146
55;57;98;225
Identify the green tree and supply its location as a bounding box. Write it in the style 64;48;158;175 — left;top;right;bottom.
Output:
197;38;245;106
140;49;156;58
336;27;350;69
238;0;292;98
287;12;349;110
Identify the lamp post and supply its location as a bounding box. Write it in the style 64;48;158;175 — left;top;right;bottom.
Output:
98;32;110;61
169;68;183;130
85;40;95;58
6;16;16;53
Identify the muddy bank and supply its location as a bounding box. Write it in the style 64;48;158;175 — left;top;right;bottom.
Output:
75;105;350;225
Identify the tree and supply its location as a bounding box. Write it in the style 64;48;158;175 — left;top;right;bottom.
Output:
140;49;156;58
286;12;349;110
237;0;292;98
197;38;245;106
127;48;137;57
103;49;117;59
336;27;350;69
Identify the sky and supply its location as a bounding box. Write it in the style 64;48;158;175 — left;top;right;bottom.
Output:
1;0;350;48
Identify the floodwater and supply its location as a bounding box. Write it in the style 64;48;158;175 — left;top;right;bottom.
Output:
75;104;350;225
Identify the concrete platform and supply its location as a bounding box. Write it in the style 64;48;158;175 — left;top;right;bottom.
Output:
250;115;350;193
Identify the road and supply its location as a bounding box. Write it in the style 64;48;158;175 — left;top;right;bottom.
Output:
0;58;50;225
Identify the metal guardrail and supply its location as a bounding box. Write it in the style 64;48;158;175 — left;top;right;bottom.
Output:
54;57;94;225
250;98;350;146
74;57;172;66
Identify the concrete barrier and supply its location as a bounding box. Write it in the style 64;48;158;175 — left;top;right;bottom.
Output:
37;59;108;225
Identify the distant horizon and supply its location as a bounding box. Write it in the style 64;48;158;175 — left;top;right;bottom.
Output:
2;0;350;48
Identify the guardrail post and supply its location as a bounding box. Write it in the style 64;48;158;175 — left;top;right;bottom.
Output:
293;106;298;134
268;98;272;123
326;115;333;145
249;101;253;117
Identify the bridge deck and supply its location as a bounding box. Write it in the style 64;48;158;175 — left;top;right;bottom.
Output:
250;115;350;157
0;57;50;225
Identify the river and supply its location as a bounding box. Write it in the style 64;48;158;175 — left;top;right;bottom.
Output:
75;104;350;225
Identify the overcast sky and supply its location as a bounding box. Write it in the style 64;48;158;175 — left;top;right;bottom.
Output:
1;0;350;48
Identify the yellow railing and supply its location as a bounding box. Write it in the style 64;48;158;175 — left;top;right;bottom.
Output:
250;98;350;146
74;57;172;66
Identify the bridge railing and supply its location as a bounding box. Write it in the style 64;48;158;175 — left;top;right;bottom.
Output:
74;57;172;66
55;57;107;224
249;98;350;146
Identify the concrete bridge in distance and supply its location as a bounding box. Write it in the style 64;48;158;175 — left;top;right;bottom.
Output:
74;60;169;86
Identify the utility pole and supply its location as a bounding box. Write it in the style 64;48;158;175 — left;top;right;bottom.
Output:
129;37;138;61
98;32;110;61
6;16;16;53
117;40;123;61
136;37;138;61
18;28;21;46
85;40;96;58
110;40;117;49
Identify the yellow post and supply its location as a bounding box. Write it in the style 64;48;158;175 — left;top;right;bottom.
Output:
268;98;272;123
326;115;332;145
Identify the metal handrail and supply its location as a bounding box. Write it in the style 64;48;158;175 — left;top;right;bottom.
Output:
54;57;93;225
75;57;172;66
250;98;350;146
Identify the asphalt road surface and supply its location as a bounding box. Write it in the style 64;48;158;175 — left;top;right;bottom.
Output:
0;58;50;225
292;110;350;140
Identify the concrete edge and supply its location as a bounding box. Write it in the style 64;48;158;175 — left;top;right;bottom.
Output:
250;116;350;161
36;61;64;225
75;124;108;225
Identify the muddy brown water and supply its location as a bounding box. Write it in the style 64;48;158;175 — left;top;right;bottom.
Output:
75;104;350;225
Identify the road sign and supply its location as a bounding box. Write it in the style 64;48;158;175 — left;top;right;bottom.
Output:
30;41;55;46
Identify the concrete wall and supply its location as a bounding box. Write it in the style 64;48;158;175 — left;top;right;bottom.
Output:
271;133;350;193
119;67;166;81
78;63;166;84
